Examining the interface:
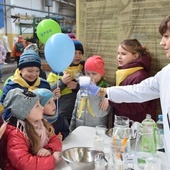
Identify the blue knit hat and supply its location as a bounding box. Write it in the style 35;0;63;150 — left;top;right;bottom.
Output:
18;50;41;70
73;39;84;55
33;88;58;123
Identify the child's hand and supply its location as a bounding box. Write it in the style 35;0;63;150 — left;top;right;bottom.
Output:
37;148;52;157
53;151;62;163
99;98;109;111
0;121;7;139
62;72;72;84
53;87;61;99
67;81;77;90
57;132;63;141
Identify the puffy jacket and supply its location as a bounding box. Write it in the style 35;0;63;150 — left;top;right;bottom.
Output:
1;73;51;120
4;123;62;170
11;39;27;58
109;56;157;122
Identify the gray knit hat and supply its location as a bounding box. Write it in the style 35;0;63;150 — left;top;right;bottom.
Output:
3;88;39;120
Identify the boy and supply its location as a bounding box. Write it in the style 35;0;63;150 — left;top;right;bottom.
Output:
48;39;85;125
33;88;69;140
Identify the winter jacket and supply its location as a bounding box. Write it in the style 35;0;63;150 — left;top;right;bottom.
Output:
50;61;85;119
1;69;50;120
3;118;62;170
11;39;27;58
52;115;70;140
69;78;110;132
109;56;157;122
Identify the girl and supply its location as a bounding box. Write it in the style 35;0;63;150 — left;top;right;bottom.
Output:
3;88;62;170
69;55;110;132
109;39;157;122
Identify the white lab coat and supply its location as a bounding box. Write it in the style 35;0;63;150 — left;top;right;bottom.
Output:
107;63;170;162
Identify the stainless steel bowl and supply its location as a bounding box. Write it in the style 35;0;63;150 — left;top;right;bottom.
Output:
62;147;104;170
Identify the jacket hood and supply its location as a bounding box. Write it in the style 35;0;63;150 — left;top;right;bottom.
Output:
118;56;151;73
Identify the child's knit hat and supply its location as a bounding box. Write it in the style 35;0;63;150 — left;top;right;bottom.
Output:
33;88;58;123
84;55;105;76
73;39;84;55
18;50;41;70
3;88;39;120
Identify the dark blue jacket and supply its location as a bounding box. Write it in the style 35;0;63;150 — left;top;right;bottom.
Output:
1;79;50;120
53;115;70;140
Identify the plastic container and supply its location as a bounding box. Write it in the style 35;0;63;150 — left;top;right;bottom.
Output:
141;114;157;153
156;114;164;150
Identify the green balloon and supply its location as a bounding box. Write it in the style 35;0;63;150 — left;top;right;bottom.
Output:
37;19;61;44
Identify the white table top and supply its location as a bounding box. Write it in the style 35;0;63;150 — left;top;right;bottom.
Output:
54;126;170;170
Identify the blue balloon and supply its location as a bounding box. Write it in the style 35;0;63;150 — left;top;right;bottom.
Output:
45;33;75;73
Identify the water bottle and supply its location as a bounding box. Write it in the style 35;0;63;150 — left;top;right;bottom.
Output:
156;114;164;150
141;114;157;153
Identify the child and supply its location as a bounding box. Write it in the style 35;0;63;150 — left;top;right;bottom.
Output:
110;39;157;122
11;35;27;67
69;55;110;132
0;44;6;83
0;104;7;170
48;39;85;125
33;88;70;140
24;43;47;79
3;88;62;170
1;50;51;120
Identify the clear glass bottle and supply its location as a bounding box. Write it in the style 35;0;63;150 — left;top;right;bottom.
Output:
156;114;164;150
141;114;157;153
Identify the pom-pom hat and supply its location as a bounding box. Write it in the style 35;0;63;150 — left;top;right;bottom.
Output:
18;50;41;70
85;55;105;76
72;39;84;55
3;88;39;120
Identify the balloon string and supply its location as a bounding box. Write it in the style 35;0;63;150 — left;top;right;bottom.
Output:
56;73;60;116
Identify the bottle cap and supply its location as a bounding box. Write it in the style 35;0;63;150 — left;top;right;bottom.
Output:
158;114;163;120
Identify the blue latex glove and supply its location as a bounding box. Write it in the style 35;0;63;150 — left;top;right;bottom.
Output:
80;82;100;96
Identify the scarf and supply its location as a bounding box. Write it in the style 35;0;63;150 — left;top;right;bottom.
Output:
43;111;59;124
78;78;108;119
11;69;41;90
116;67;143;86
16;119;49;148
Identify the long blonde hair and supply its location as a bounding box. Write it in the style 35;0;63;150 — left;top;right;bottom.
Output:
25;118;54;155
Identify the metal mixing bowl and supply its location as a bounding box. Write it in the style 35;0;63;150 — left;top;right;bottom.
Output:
62;147;104;170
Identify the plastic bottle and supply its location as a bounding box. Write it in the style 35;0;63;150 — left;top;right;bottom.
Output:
141;114;157;153
156;114;164;150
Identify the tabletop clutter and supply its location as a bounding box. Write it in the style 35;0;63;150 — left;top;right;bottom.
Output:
93;114;163;170
62;114;164;170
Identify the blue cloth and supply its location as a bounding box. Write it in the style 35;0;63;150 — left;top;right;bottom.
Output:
52;115;70;140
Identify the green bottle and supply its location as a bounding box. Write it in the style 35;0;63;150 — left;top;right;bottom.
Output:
141;114;157;153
